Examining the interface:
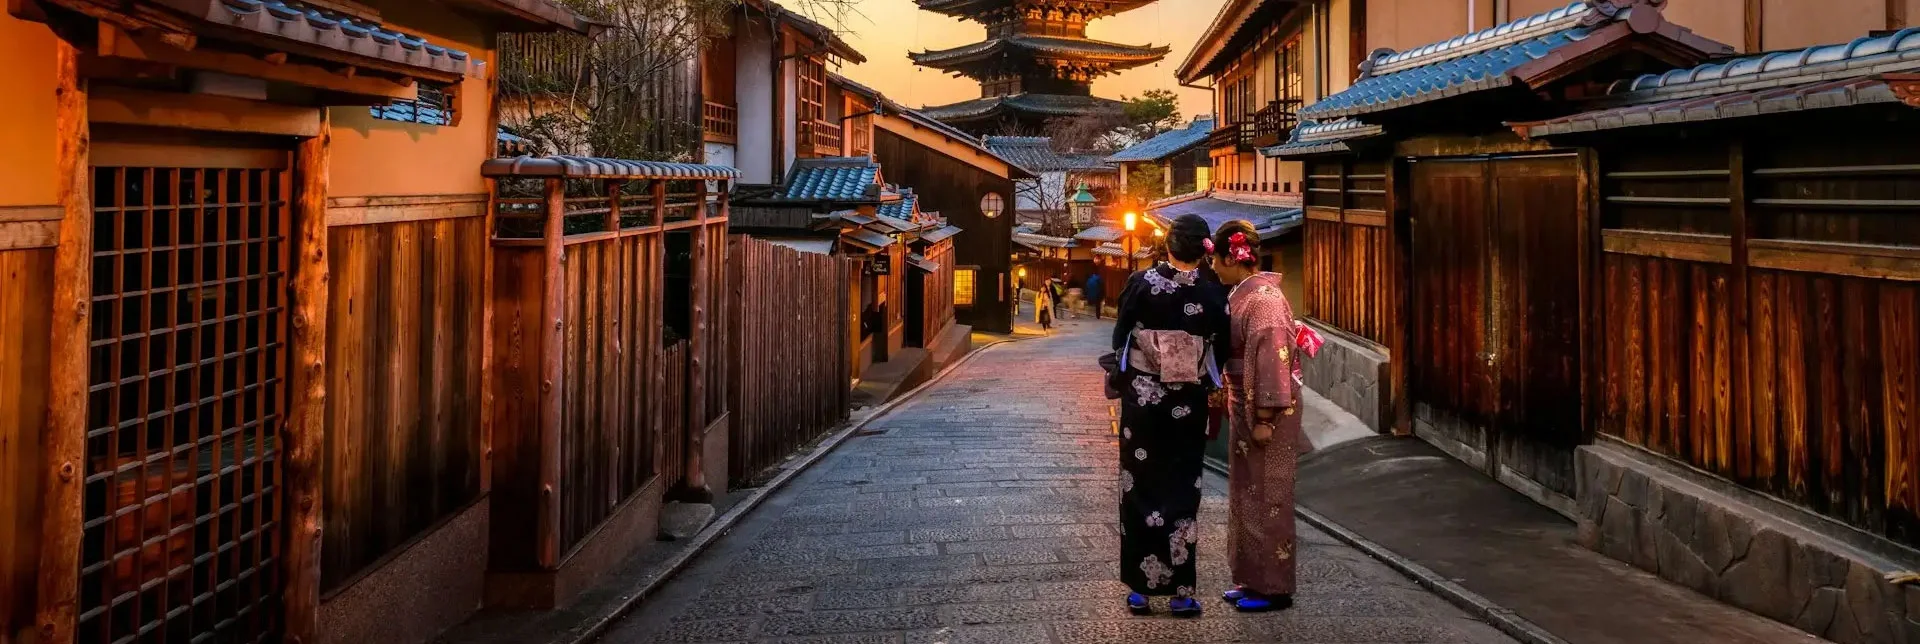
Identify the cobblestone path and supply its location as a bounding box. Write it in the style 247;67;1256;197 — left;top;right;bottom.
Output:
601;319;1516;643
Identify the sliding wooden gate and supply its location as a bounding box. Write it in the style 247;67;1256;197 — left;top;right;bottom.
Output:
1410;154;1585;497
82;139;292;643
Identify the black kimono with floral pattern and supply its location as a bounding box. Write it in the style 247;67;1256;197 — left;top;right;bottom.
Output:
1110;262;1230;597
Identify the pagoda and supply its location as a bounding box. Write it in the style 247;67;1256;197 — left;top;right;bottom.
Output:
911;0;1169;134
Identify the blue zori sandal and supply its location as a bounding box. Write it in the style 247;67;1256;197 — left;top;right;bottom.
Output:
1126;593;1151;615
1169;596;1203;618
1233;592;1293;613
1221;584;1247;603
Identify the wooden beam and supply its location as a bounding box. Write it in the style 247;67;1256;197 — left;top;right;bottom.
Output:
36;38;86;644
1602;229;1734;264
282;111;330;644
0;220;59;250
537;178;566;569
1728;142;1752;482
324;193;487;226
99;24;417;101
90;85;322;137
1745;0;1763;52
1748;239;1920;281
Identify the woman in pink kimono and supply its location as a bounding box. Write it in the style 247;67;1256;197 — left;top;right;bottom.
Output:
1210;220;1315;613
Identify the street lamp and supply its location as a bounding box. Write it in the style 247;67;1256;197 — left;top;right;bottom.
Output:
1068;182;1097;231
1122;211;1140;271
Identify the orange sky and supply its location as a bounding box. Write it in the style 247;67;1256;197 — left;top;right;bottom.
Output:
812;0;1225;121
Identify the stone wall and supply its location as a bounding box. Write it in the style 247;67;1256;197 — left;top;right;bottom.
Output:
1299;320;1389;432
1576;443;1920;643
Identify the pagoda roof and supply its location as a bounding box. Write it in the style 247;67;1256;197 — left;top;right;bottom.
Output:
920;93;1125;124
916;0;1156;22
911;36;1170;76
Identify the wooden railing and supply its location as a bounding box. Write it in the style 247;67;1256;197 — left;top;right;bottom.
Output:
802;120;844;157
1253;100;1302;148
1208;121;1250;152
704;101;738;144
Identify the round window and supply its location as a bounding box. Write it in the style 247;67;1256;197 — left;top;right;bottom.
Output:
979;193;1005;219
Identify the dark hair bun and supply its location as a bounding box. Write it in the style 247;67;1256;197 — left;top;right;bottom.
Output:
1167;214;1212;262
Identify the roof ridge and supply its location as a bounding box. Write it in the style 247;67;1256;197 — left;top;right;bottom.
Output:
1610;26;1920;99
1364;1;1592;78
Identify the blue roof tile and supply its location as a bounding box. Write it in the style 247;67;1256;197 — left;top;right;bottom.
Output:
1106;118;1215;163
784;158;883;202
877;189;918;221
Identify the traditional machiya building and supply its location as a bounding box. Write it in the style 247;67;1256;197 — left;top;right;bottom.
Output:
1256;1;1920;640
984;135;1118;229
0;2;711;644
1105;116;1216;206
834;74;1032;336
699;0;865;183
910;0;1171;134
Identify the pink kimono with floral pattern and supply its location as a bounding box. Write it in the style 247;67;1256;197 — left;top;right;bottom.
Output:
1224;272;1301;596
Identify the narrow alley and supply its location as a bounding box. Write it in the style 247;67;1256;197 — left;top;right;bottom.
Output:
599;319;1517;643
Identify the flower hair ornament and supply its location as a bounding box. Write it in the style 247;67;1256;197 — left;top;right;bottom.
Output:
1201;237;1215;253
1227;232;1256;265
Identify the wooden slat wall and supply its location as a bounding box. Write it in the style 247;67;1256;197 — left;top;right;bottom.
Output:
727;236;852;486
0;249;52;644
1596;131;1920;547
920;241;956;345
321;218;486;592
1301;160;1394;346
556;234;664;555
488;245;549;572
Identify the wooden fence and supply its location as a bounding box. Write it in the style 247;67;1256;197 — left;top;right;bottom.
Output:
481;158;733;589
1595;131;1920;547
1302;159;1395;346
726;235;852;485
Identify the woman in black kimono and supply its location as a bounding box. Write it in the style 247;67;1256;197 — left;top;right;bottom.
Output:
1111;214;1230;617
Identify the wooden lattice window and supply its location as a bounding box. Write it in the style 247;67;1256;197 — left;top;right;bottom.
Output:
799;56;826;126
954;267;978;307
1274;38;1302;105
82;159;292;643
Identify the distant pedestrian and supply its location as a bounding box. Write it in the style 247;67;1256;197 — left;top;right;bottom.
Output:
1035;284;1054;333
1085;273;1105;319
1049;278;1070;320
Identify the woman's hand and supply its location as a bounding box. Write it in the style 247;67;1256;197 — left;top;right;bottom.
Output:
1251;420;1275;446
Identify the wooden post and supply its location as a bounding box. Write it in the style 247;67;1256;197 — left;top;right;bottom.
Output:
606;180;625;232
1728;141;1752;480
283;109;332;644
537;178;565;568
481;177;496;493
649;179;667;479
1744;0;1763;52
37;37;88;644
680;180;713;502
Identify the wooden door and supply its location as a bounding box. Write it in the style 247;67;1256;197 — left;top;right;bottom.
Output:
1411;155;1585;496
83;133;293;643
1489;156;1584;494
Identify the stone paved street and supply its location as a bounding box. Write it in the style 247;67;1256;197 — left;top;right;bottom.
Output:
600;318;1517;643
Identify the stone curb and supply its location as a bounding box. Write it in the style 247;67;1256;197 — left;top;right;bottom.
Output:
1200;459;1567;644
561;334;1029;644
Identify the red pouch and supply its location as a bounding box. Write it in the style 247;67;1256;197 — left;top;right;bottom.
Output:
1296;325;1325;358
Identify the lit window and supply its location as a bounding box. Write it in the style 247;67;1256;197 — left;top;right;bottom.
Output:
954;268;977;307
370;85;457;126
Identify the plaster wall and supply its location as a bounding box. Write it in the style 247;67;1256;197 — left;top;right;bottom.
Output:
327;5;494;199
0;14;58;207
736;24;776;184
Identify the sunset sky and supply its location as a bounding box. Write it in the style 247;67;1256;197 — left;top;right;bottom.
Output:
806;0;1227;122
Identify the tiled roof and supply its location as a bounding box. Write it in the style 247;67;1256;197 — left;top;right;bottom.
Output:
920;225;962;244
916;0;1153;22
1177;0;1299;83
481;155;740;180
193;0;481;78
984;137;1118;173
784;158;884;202
876;189;918;221
912;36;1169;74
1107;118;1216;163
1521;28;1920;137
1297;1;1731;121
1147;196;1303;238
827;73;1036;180
1261;119;1384;158
842;228;896;252
1093;242;1152;259
1013;232;1076;250
1075;226;1126;243
920;94;1125;123
907;253;942;272
750;0;866;63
